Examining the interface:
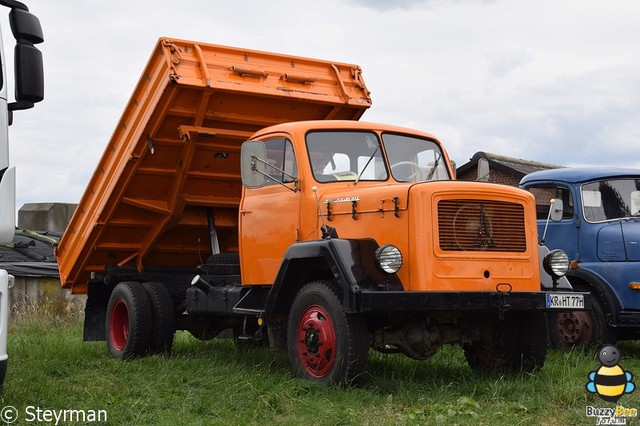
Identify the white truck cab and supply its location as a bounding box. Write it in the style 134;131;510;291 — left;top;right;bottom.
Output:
0;0;44;391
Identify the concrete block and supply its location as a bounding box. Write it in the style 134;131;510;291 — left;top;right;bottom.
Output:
18;203;77;233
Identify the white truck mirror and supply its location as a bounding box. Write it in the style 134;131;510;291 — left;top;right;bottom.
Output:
550;198;564;222
241;141;267;188
541;198;564;244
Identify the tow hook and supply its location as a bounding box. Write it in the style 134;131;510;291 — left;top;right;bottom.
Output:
496;283;512;320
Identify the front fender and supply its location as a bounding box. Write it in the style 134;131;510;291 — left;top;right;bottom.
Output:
264;238;402;319
568;267;622;322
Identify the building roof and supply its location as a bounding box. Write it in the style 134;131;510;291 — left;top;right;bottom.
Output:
0;229;61;277
457;151;563;179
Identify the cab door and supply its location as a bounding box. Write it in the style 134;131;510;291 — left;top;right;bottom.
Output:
239;137;300;285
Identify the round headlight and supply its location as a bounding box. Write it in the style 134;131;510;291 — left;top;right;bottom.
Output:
375;244;403;274
543;249;570;278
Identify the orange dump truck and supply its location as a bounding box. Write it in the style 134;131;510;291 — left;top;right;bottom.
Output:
57;38;588;385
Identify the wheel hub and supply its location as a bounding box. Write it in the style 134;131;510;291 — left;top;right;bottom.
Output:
556;311;592;345
305;328;321;354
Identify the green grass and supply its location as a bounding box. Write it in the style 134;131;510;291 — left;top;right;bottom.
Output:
3;310;640;425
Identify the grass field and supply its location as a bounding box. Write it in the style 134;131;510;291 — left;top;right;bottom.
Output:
2;307;639;425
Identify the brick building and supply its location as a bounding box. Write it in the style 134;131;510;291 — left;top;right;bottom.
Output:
456;151;562;186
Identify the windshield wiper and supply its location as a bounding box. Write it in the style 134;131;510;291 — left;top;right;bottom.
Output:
355;145;379;185
424;153;441;181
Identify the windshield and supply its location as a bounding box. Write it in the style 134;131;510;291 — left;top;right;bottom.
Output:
306;131;388;182
383;133;450;182
582;178;640;222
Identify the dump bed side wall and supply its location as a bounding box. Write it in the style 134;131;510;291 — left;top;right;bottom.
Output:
56;38;371;293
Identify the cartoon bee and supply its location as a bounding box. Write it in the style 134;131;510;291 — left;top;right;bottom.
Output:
586;345;635;403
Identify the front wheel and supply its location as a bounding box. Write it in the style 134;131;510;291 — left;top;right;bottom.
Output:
463;312;548;373
287;281;369;386
548;286;616;350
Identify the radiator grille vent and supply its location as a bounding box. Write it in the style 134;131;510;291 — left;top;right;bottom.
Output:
438;199;526;252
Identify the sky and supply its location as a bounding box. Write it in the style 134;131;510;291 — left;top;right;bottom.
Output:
3;0;640;210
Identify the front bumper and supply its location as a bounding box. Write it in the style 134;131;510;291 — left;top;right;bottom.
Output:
356;290;592;313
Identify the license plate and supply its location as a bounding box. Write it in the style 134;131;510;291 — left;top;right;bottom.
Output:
546;292;585;309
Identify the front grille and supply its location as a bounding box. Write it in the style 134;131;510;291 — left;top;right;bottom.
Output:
438;199;526;252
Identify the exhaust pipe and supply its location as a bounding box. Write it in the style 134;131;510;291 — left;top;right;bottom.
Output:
191;275;214;294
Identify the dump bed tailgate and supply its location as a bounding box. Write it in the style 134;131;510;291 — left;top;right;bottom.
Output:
56;37;371;293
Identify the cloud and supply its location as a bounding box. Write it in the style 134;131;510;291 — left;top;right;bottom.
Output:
4;0;640;212
484;49;534;82
347;0;496;12
348;0;428;11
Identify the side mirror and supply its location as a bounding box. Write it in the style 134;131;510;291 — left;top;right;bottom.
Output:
9;7;44;44
549;198;564;222
241;141;267;188
8;7;44;112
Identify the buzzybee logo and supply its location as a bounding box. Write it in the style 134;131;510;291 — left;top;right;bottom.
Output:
585;345;638;425
586;345;635;403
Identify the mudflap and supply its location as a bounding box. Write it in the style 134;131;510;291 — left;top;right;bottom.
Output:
83;281;114;341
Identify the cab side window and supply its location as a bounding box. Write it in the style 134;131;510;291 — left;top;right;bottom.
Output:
263;138;297;186
528;185;574;220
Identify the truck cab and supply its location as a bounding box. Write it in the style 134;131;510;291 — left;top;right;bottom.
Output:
240;120;545;294
521;167;640;347
0;0;44;392
239;120;451;287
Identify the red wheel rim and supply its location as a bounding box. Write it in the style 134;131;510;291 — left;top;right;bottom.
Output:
295;304;337;378
110;299;129;351
475;322;517;368
556;311;593;345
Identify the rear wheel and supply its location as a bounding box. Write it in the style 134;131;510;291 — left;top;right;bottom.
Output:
463;312;548;373
106;282;152;359
142;282;175;354
287;281;369;386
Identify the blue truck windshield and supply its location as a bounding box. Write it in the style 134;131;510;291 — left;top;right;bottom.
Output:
582;178;640;222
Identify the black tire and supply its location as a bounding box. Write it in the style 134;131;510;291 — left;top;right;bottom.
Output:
463;312;548;373
203;253;240;275
207;253;240;264
287;281;369;386
548;284;616;349
106;281;152;359
142;282;175;354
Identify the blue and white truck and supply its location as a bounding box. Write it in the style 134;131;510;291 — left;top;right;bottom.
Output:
0;0;44;391
521;167;640;348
